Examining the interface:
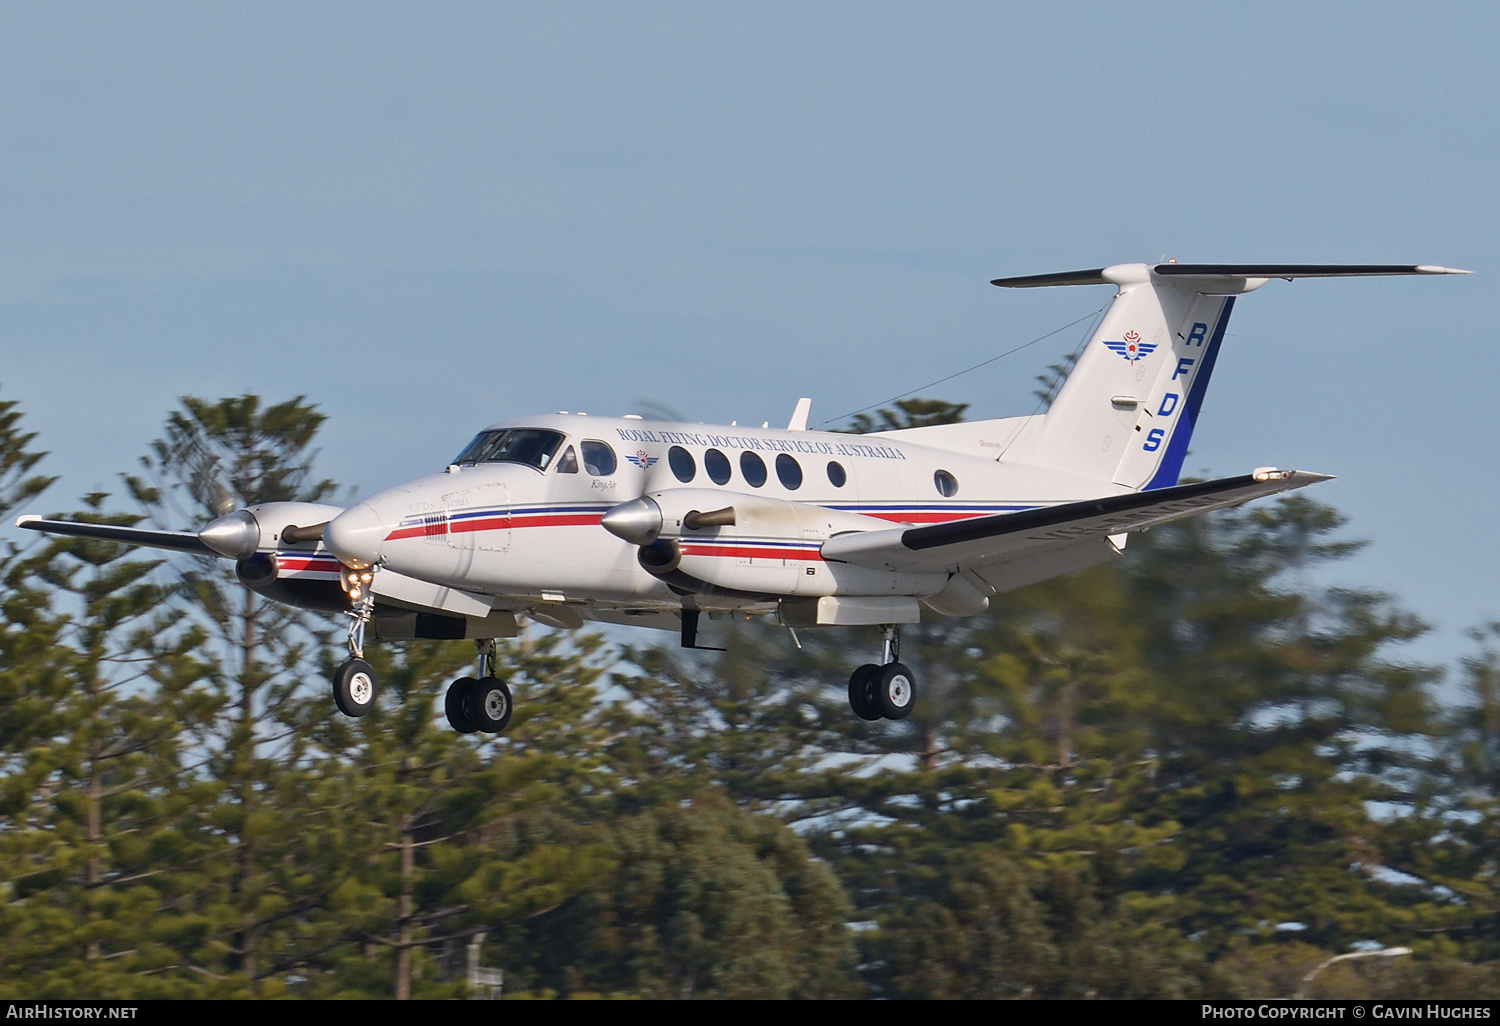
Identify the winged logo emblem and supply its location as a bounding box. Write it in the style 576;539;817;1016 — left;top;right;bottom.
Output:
1103;329;1156;363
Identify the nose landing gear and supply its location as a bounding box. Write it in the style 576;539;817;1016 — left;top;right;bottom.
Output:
847;625;916;722
445;639;513;735
333;656;377;717
332;566;379;718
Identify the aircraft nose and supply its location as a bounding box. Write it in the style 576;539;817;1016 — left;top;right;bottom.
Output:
324;502;386;569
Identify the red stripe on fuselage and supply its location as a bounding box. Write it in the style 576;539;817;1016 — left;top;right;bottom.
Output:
382;508;990;543
385;512;603;542
866;511;989;524
386;524;442;540
276;557;341;573
679;544;824;561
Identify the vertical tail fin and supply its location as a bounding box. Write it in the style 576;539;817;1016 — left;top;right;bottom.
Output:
992;262;1469;490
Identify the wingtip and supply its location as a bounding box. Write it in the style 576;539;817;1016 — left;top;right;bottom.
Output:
14;514;40;528
1416;265;1473;275
1289;470;1336;484
1252;468;1335;485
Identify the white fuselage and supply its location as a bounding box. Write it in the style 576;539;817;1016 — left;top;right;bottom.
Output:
320;413;1123;621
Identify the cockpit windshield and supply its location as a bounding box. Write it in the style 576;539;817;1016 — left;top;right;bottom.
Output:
452;429;566;470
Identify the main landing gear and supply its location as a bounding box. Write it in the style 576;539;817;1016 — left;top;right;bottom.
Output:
847;625;916;722
445;639;513;735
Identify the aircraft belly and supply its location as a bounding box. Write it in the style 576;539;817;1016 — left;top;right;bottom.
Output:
670;547;943;600
967;538;1121;595
819;562;947;598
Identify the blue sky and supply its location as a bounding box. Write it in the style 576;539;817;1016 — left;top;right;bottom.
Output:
2;2;1495;669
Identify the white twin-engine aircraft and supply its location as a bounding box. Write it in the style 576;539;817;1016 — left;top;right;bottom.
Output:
17;262;1468;733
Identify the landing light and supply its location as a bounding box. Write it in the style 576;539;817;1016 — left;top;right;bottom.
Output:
341;566;375;603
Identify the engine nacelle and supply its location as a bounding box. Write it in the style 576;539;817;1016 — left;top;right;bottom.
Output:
606;488;946;600
209;501;349;611
234;550;348;612
200;501;348;558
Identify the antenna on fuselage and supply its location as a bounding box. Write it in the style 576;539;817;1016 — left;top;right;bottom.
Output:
786;397;811;431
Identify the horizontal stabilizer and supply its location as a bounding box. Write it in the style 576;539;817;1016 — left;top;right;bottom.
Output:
14;515;216;556
992;263;1470;287
820;470;1330;574
1150;263;1470;279
988;268;1110;288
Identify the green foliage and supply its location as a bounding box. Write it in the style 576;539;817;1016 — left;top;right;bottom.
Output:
0;389;55;520
843;398;969;434
1032;352;1079;408
4;390;1500;998
126;394;335;518
1456;621;1500;790
500;796;857;999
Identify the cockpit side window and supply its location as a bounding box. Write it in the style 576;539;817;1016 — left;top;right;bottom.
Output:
581;440;617;476
555;445;579;474
453;430;506;465
452;428;566;471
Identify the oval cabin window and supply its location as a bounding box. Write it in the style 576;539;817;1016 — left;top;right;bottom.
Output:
668;446;696;483
740;451;768;488
775;453;803;490
705;448;732;485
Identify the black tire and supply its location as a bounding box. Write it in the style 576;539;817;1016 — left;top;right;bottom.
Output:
333;657;377;717
848;663;881;721
469;676;513;734
875;662;916;720
445;677;480;734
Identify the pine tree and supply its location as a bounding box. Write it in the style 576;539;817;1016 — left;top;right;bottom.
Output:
514;795;858;999
1117;498;1447;953
0;391;74;996
284;631;619;998
844;397;969;436
123;395;337;993
1455;621;1500;793
1390;623;1500;966
1;494;213;997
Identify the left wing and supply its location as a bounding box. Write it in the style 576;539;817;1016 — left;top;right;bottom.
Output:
15;515;217;555
820;470;1330;573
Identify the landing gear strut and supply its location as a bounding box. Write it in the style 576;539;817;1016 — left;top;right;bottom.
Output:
332;567;378;717
445;639;513;735
847;625;916;722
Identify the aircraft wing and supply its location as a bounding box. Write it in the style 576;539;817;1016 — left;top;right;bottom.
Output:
819;470;1330;574
15;515;217;556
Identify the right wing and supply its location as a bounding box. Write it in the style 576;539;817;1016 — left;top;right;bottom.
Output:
820;470;1331;574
